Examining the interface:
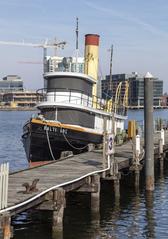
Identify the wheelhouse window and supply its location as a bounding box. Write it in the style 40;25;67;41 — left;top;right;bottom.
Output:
41;108;56;120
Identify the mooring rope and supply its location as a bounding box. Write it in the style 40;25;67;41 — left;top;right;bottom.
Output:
45;121;90;153
46;129;56;161
62;130;88;150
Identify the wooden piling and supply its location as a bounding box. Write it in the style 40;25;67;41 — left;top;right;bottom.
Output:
52;188;65;233
90;174;100;215
159;156;164;177
145;192;155;238
135;170;140;193
1;214;11;239
90;174;100;226
159;138;163;156
52;229;63;239
113;178;120;201
144;72;154;191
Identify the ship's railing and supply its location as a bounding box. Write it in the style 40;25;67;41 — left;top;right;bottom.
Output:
36;88;127;115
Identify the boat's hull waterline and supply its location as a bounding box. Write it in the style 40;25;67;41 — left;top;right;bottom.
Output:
22;119;103;166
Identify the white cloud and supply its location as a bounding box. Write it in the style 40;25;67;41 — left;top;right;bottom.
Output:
84;1;168;38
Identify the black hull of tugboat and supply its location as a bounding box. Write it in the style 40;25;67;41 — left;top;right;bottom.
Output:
22;119;103;165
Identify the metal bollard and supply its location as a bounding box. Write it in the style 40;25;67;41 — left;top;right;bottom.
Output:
135;134;141;160
161;129;165;146
159;138;163;155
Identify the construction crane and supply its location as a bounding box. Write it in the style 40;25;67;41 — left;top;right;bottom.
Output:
0;39;66;72
17;61;42;64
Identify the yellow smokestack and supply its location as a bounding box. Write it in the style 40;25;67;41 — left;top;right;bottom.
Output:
84;34;100;97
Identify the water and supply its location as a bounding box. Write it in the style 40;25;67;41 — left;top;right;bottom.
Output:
0;111;32;171
0;109;168;239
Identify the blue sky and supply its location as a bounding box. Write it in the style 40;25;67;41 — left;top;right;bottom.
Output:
0;0;167;91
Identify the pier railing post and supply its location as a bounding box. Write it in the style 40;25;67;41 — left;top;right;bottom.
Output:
102;117;108;177
130;133;142;191
108;111;117;177
109;148;121;201
144;72;154;191
134;134;140;189
158;135;164;176
104;112;121;201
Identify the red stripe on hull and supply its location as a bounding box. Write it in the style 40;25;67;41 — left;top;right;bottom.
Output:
29;161;51;168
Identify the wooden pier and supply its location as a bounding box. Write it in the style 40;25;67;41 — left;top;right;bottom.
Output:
2;142;134;214
0;132;168;238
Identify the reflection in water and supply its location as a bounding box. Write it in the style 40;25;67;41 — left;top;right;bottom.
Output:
100;180;121;239
126;193;141;238
52;229;63;239
113;178;120;205
12;210;52;239
144;192;155;239
52;209;63;239
64;192;99;239
159;157;164;182
90;189;100;239
134;170;140;194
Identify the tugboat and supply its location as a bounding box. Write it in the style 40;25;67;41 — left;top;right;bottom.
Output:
22;34;128;167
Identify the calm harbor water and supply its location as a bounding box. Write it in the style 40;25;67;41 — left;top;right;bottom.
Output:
0;109;168;239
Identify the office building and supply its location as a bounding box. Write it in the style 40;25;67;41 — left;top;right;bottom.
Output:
0;75;23;92
102;73;129;100
161;93;168;107
3;91;42;108
128;73;163;107
101;72;163;107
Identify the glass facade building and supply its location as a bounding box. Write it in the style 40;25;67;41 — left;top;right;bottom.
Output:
101;73;163;107
102;74;128;100
0;75;23;92
128;75;163;106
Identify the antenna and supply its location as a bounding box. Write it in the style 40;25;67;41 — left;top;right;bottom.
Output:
76;17;79;51
109;44;113;92
75;17;79;72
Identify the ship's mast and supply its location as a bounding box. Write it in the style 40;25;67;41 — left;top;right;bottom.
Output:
109;44;113;95
75;17;79;72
